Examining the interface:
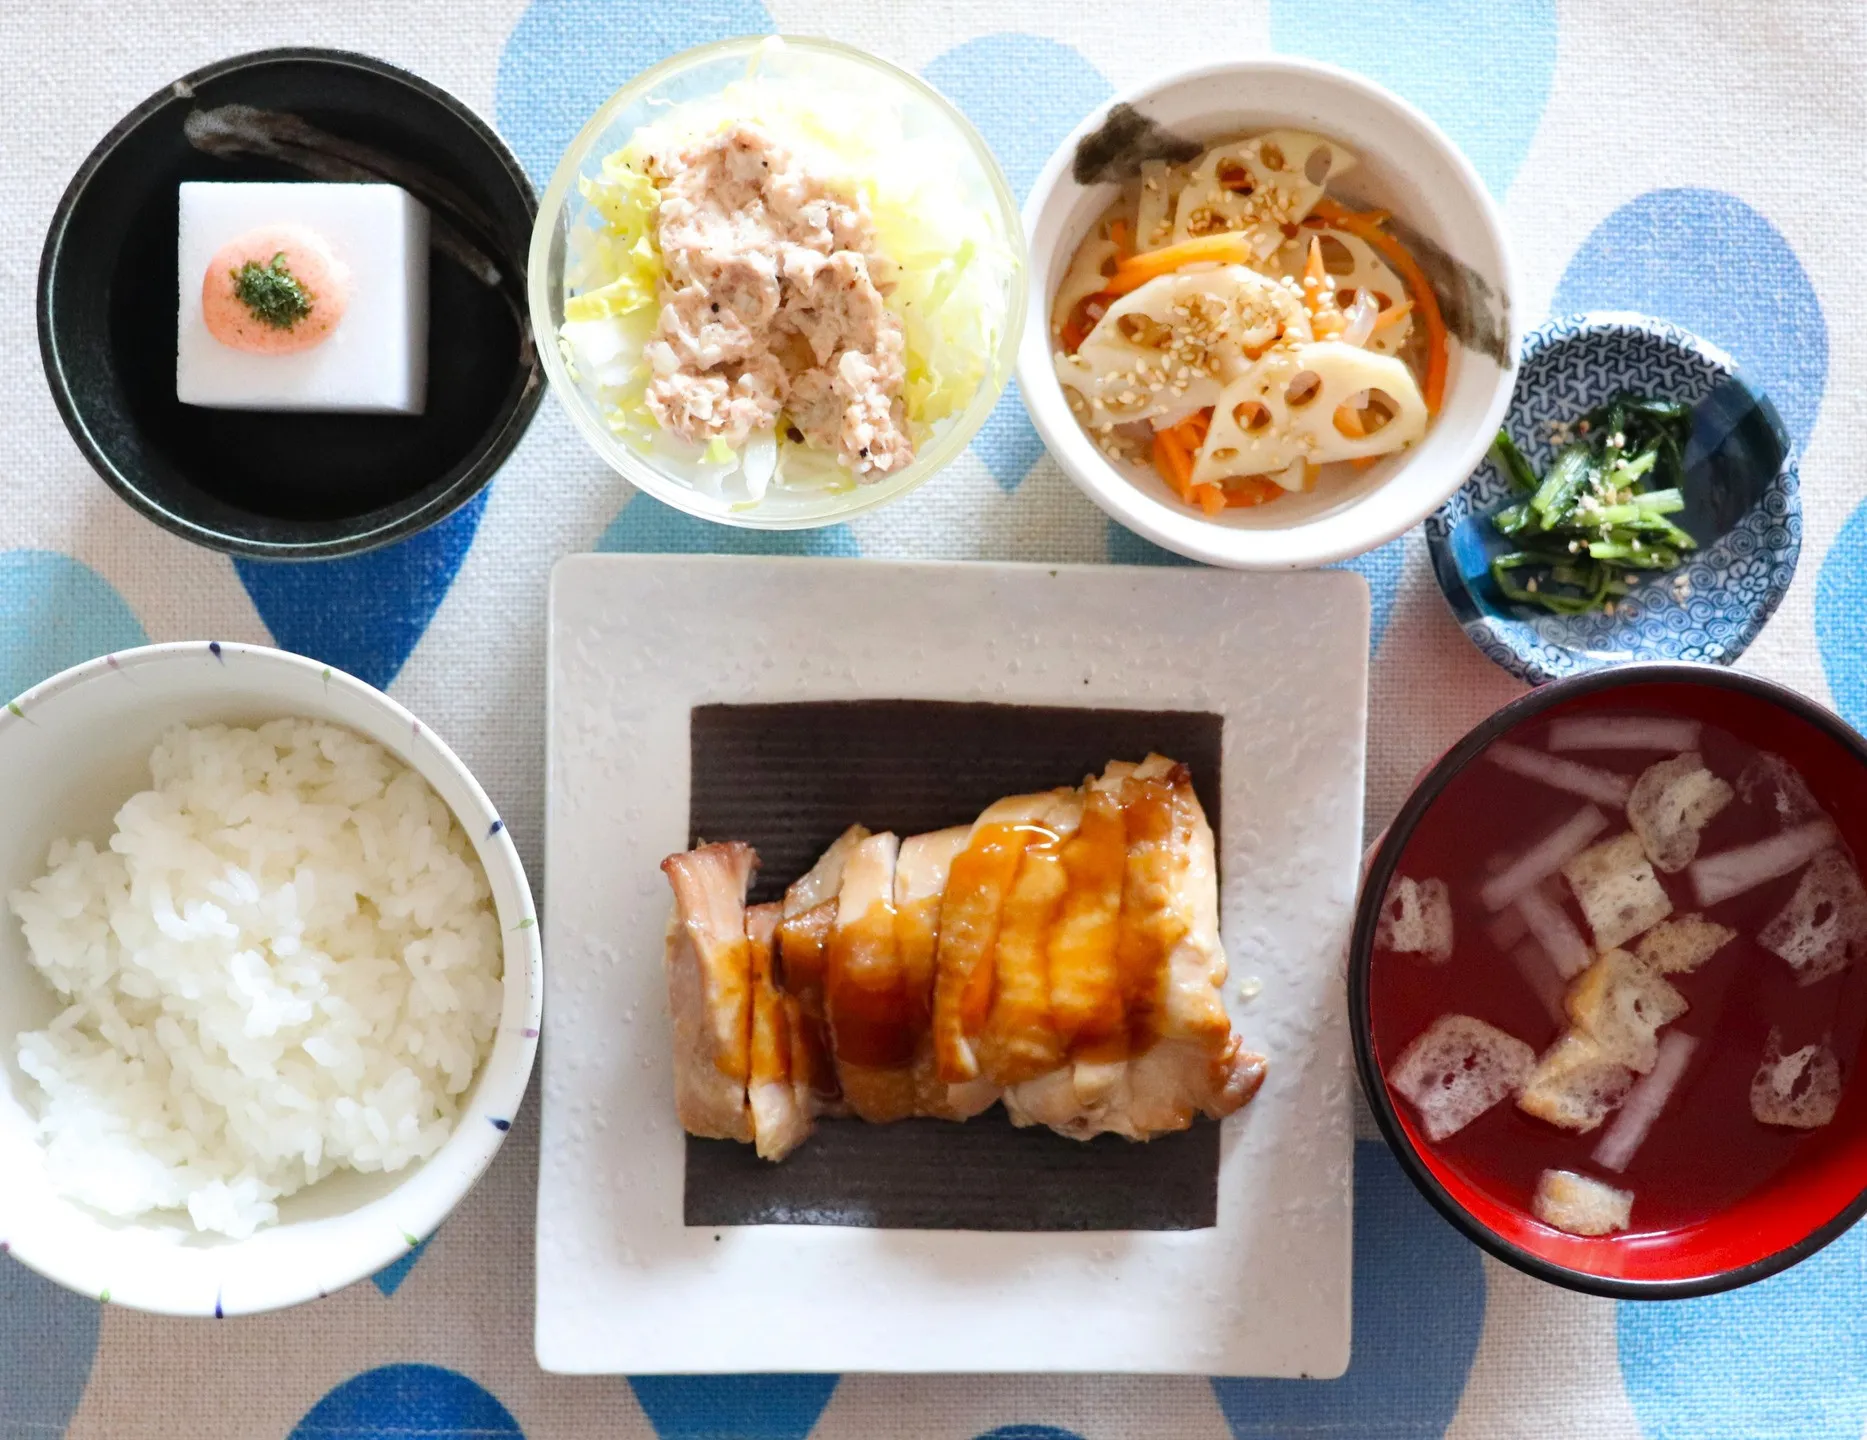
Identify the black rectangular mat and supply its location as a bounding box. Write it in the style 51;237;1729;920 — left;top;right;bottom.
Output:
683;699;1225;1232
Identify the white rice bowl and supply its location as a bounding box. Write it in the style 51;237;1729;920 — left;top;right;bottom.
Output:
8;718;503;1240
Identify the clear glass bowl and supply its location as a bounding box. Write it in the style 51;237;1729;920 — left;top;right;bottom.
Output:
527;36;1026;529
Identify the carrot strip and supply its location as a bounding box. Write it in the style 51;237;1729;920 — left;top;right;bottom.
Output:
1372;298;1414;331
1105;232;1259;295
1167;408;1212;450
1108;219;1133;259
1307;199;1448;412
1151;429;1195;501
1224;478;1286;508
1194;483;1226;516
1336;402;1377;471
1301;236;1346;338
1304;235;1327;294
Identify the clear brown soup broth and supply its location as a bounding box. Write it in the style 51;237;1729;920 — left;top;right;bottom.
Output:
1373;705;1867;1235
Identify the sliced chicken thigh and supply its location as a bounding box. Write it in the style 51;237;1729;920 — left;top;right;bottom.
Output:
660;842;757;1143
661;754;1268;1158
745;901;814;1160
777;824;869;1110
826;831;919;1121
894;827;998;1120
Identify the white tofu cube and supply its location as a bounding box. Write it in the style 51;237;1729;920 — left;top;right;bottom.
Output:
177;182;428;414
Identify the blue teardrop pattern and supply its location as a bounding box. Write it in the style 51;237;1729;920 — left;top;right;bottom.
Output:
1106;522;1198;570
1211;1140;1484;1438
288;1364;522;1440
920;34;1112;207
1816;499;1867;734
495;0;776;186
234;490;488;692
920;34;1112;493
0;1254;102;1440
1616;1216;1867;1440
630;1375;839;1440
1552;188;1827;453
1269;0;1558;198
0;550;148;701
1104;524;1405;656
968;378;1051;496
369;1234;434;1298
1336;534;1406;656
973;1428;1089;1440
597;492;859;557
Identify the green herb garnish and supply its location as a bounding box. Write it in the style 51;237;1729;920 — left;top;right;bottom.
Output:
1485;395;1697;616
231;251;313;330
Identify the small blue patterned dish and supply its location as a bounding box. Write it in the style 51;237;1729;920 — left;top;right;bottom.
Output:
1426;312;1801;685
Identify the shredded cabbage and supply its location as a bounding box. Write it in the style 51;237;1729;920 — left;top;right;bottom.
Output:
557;40;1017;510
560;153;666;444
564;157;662;323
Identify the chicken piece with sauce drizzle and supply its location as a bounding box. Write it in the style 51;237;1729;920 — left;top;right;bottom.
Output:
663;844;824;1160
658;756;1266;1157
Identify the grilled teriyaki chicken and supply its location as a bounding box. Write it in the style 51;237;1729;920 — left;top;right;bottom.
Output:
659;756;1267;1160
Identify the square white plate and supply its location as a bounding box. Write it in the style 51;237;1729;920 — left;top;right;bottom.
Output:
539;555;1369;1376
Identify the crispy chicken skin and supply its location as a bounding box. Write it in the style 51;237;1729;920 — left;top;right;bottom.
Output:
658;756;1267;1158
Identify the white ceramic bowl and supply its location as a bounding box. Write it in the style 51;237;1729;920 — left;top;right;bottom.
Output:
528;35;1026;529
0;643;542;1316
1018;57;1520;569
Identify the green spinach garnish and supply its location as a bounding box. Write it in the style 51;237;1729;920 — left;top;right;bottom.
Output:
1487;396;1697;616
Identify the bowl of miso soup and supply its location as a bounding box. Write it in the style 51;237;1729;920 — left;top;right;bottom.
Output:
1352;664;1867;1297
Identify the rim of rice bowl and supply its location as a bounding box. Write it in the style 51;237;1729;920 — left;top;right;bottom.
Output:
0;643;541;1316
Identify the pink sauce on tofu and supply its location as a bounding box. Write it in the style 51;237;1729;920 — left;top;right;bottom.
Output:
1372;697;1867;1239
201;225;349;355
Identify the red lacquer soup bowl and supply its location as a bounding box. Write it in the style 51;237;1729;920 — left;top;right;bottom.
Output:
1351;663;1867;1298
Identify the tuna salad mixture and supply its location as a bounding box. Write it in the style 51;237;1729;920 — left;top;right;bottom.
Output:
641;123;913;478
554;40;1020;512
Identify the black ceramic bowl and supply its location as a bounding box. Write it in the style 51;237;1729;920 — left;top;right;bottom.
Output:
1352;664;1867;1298
38;48;542;559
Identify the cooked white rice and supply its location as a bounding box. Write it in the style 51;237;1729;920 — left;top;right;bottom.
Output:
8;718;503;1239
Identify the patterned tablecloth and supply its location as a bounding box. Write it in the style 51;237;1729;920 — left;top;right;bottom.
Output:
3;0;1864;1436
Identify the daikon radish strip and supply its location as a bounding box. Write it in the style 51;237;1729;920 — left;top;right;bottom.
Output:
1592;1031;1698;1172
1546;716;1702;753
1690;819;1839;908
1518;885;1592;979
1510;938;1569;1029
1487;904;1530;950
1489;741;1633;807
1480;806;1610;911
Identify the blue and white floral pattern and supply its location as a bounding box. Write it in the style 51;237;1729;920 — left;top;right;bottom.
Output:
1426;313;1802;686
